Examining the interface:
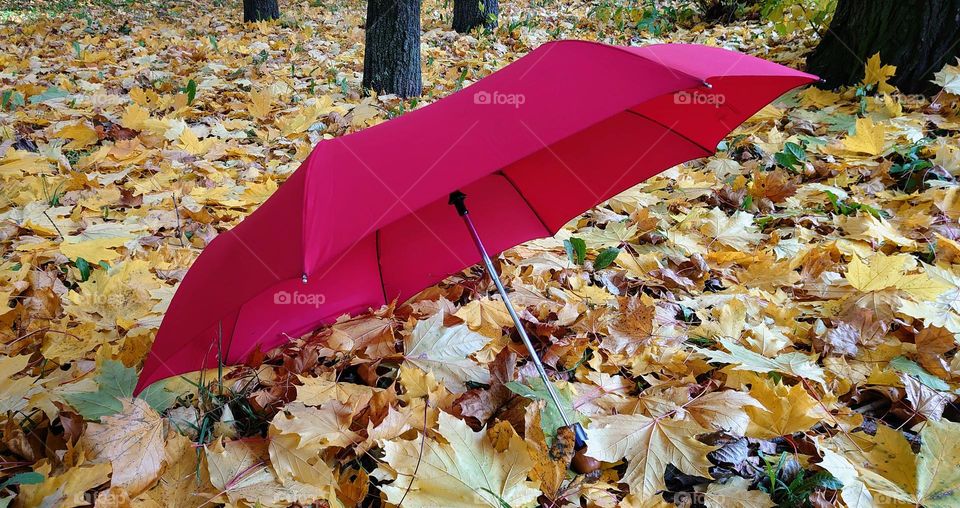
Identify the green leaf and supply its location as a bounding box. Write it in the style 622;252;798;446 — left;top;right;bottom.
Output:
594;247;620;270
564;237;586;265
506;378;584;443
61;390;124;422
785;141;805;161
890;355;950;391
63;360;174;420
0;471;44;490
185;79;197;105
774;151;799;170
1;90;24;111
28;86;69;104
75;257;91;282
138;380;179;412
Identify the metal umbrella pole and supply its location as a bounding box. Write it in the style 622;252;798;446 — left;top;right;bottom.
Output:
450;191;587;447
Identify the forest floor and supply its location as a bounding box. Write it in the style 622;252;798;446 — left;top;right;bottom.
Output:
2;0;960;506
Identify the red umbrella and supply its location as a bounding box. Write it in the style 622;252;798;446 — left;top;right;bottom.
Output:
135;41;815;437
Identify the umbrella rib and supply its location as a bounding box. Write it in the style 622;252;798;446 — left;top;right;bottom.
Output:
375;229;388;305
624;110;714;156
498;170;553;236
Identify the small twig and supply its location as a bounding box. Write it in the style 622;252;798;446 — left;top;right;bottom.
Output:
398;395;430;506
43;210;63;240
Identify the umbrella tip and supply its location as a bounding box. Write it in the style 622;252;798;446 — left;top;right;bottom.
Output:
302;273;308;284
702;80;712;89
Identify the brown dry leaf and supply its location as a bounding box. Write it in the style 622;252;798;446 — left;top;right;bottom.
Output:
206;438;331;507
603;295;656;354
748;169;797;203
916;326;955;379
327;316;396;359
902;374;954;421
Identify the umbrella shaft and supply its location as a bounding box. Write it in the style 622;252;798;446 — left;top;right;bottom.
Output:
459;212;573;429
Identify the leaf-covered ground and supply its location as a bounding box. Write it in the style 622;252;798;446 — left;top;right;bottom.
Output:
3;0;960;506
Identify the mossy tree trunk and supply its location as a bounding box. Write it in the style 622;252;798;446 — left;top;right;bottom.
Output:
243;0;280;22
362;0;422;97
807;0;960;94
453;0;498;33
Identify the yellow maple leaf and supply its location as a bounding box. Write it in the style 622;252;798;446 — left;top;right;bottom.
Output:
17;461;112;508
120;102;150;131
704;477;776;508
862;52;896;94
587;412;717;498
700;208;763;251
269;401;360;450
177;127;215;155
684;389;764;436
142;433;208;508
379;411;540;507
846;254;949;300
932;57;960;95
248;87;275;120
820;420;960;507
403;312;490;393
453;297;514;337
745;378;824;439
60;236;128;263
0;355;39;414
57;122;99;149
842;117;886;155
294;374;383;412
82;398;165;496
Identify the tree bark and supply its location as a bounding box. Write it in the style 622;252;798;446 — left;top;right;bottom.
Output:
807;0;960;94
453;0;498;33
362;0;422;97
243;0;280;22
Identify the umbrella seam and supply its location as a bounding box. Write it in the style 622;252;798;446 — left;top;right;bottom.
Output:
375;229;388;305
624;110;715;155
556;40;707;85
498;170;553;236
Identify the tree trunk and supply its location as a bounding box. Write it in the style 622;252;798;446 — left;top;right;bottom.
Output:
243;0;280;22
453;0;498;33
807;0;960;94
362;0;422;97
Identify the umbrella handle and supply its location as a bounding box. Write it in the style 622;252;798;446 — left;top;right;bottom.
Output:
449;191;588;449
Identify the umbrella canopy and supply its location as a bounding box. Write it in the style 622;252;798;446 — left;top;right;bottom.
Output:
135;40;816;392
